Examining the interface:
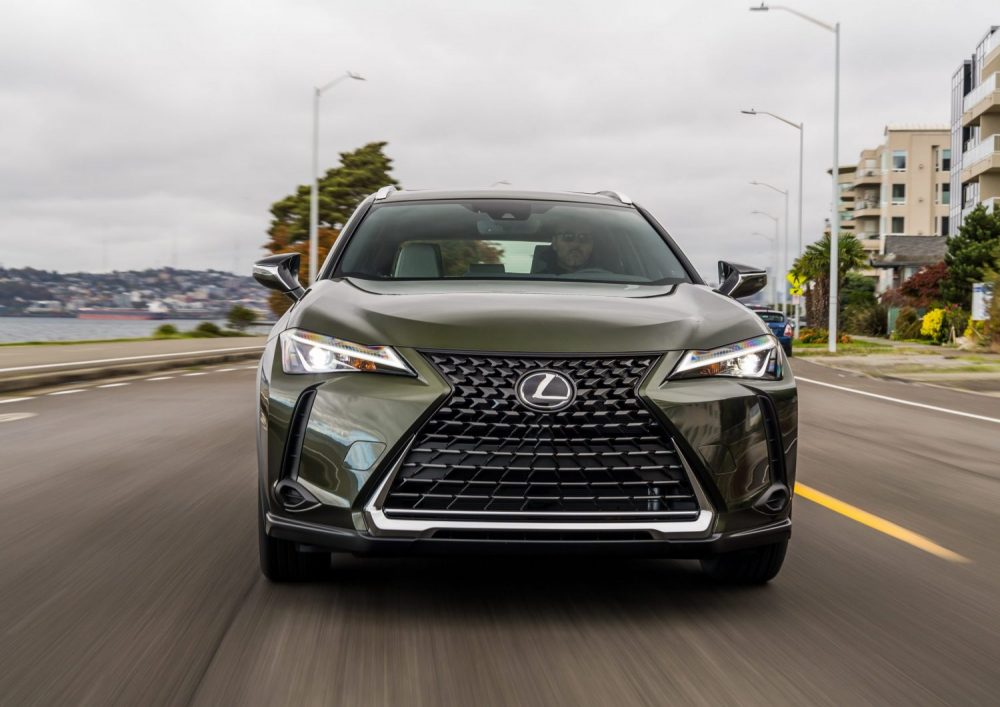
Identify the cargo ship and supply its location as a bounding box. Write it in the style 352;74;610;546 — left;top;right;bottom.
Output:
77;302;169;320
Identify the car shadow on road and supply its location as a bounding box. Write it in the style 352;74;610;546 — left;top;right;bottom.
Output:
270;554;780;621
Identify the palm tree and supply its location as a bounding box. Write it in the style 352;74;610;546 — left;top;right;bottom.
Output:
792;233;866;328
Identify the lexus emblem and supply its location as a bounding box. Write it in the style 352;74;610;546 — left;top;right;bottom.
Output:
515;370;576;412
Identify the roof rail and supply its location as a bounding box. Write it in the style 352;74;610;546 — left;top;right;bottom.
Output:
594;190;633;205
374;185;398;200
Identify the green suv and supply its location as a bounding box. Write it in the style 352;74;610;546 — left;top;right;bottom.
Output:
254;188;796;583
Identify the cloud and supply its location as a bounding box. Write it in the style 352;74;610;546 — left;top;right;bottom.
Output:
1;0;996;279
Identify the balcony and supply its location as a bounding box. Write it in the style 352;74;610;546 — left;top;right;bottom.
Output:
961;134;1000;180
983;29;1000;62
852;168;882;186
961;197;999;222
963;73;1000;123
853;199;880;217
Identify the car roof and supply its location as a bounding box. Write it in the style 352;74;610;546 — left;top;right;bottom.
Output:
752;309;785;317
375;188;634;207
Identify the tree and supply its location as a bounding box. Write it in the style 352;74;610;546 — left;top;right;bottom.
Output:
227;304;258;331
841;271;876;308
263;142;399;315
941;204;1000;306
898;261;948;308
791;233;866;328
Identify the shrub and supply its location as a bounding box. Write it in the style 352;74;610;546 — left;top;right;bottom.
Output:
227;305;257;332
922;306;969;344
190;321;222;337
892;307;925;340
843;302;887;336
154;324;178;338
797;328;852;345
920;308;945;340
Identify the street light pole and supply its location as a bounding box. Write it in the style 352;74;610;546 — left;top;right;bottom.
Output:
309;71;365;288
752;211;780;308
750;181;789;314
751;231;778;309
750;3;840;352
740;109;804;337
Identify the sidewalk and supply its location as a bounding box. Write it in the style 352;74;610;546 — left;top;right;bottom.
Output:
0;337;267;393
797;341;1000;396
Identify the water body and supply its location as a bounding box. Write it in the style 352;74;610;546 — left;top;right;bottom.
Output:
0;317;273;343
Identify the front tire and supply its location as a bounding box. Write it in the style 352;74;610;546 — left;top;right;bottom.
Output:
701;540;788;584
258;496;329;582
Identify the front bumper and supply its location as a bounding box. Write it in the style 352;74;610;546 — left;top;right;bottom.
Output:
257;343;797;554
265;511;792;558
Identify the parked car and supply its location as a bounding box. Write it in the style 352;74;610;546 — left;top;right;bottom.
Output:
253;188;797;584
749;307;793;355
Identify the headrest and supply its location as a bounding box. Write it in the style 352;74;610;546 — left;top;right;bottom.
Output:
393;242;443;278
530;245;556;274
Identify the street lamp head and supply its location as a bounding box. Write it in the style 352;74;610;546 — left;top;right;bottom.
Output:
347;71;366;81
749;3;769;11
741;109;758;115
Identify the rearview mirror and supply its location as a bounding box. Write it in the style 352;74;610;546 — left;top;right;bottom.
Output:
716;261;767;299
253;253;305;301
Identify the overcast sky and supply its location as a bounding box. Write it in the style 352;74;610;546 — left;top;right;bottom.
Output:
1;0;997;281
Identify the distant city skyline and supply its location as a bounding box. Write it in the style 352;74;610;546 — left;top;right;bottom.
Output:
2;1;999;281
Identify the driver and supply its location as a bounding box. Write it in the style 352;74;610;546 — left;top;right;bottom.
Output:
548;226;595;273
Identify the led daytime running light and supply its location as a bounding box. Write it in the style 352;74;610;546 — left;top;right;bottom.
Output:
280;329;413;375
674;335;775;375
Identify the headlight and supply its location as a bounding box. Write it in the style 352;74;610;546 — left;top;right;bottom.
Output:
671;335;780;380
280;329;414;376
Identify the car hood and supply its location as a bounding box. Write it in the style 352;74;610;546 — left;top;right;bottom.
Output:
285;278;768;354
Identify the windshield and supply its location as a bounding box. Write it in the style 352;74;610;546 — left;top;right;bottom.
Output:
334;199;692;285
756;312;785;323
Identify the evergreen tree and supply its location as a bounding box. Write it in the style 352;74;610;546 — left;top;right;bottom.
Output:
263;142;399;314
942;205;1000;306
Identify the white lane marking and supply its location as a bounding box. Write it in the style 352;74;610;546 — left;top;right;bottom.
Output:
797;376;1000;426
47;389;84;396
147;376;173;381
0;345;265;373
242;365;257;370
0;412;37;423
216;367;237;372
0;397;36;404
98;382;130;388
182;372;208;377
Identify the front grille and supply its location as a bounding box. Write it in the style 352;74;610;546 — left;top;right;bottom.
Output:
381;353;700;521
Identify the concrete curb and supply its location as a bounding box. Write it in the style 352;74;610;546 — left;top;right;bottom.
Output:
0;349;263;394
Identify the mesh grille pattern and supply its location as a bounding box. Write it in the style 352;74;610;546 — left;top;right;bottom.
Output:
382;353;699;520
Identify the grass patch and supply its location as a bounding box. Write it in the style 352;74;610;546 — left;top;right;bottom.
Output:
794;340;893;356
0;330;254;347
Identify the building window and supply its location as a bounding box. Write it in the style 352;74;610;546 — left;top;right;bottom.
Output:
940;183;951;205
892;150;907;171
891;216;905;233
941;148;951;172
892;183;906;204
940;215;950;235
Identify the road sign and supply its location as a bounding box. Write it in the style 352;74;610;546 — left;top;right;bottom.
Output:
972;282;992;321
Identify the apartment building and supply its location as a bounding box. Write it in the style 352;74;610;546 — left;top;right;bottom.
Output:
824;165;857;237
950;26;1000;234
833;126;950;290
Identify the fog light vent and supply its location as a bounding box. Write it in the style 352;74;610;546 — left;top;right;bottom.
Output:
754;485;790;514
274;479;318;512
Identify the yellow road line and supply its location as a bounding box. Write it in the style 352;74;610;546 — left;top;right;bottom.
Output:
794;482;970;564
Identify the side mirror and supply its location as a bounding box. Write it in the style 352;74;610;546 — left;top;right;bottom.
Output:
253;253;305;301
716;261;767;299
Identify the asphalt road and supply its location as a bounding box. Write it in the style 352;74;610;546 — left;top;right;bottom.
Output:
1;359;998;706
